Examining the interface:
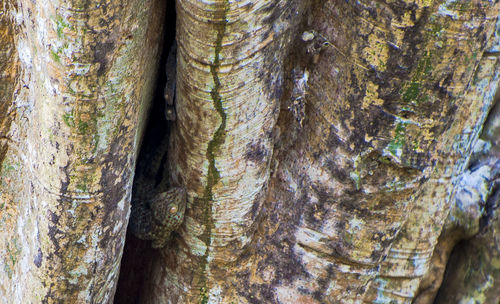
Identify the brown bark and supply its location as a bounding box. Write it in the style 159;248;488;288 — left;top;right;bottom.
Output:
414;56;500;304
0;0;165;302
132;0;500;303
139;0;309;302
0;0;17;165
1;0;499;303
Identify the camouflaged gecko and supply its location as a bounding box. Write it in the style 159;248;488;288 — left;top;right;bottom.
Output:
129;186;186;248
129;41;186;248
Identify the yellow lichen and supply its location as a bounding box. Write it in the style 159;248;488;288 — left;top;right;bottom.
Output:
363;33;389;72
362;81;385;110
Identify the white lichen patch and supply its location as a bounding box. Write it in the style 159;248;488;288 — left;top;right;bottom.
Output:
17;39;33;70
437;1;460;20
207;284;222;303
43;76;59;96
373;278;392;303
69;63;92;76
75;234;86;244
67;264;88;284
449;165;491;234
112;220;122;235
455;165;491;209
347;218;364;234
117;197;126;211
35;11;49;50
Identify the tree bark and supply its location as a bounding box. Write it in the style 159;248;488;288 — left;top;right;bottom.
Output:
1;0;500;303
0;0;165;302
414;55;500;304
138;0;500;303
140;0;309;302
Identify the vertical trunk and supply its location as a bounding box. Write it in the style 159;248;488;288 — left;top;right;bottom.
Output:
0;0;165;302
262;1;498;302
0;0;18;163
434;80;500;302
414;51;500;304
370;48;500;304
141;0;308;302
2;0;499;302
138;0;500;303
0;0;20;296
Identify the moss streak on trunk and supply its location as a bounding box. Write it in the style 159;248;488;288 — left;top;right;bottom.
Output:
200;2;228;302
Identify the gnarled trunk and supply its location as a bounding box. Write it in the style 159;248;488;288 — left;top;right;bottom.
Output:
2;0;500;303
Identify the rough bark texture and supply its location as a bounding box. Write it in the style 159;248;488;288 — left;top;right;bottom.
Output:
267;1;498;303
140;0;309;302
0;0;18;165
414;54;500;304
137;0;500;303
2;0;500;303
371;21;500;302
0;0;21;296
431;86;500;303
0;0;165;302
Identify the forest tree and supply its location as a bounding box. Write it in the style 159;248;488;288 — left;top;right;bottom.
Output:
1;0;500;303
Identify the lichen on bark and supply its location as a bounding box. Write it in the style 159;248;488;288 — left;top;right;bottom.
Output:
142;0;308;302
0;0;165;302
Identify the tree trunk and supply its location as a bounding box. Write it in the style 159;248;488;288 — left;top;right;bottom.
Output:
1;0;500;303
1;0;165;302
